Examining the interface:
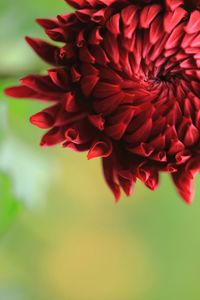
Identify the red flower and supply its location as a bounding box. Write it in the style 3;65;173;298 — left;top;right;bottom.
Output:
5;0;200;203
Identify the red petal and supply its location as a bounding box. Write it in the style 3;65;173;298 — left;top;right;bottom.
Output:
25;37;60;65
87;138;112;160
102;157;121;202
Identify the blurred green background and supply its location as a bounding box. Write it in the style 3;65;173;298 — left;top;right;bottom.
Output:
1;1;200;300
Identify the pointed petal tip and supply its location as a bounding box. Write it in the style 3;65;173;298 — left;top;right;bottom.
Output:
125;187;132;196
40;140;48;147
25;36;33;45
25;36;40;50
30;112;53;129
35;18;44;26
112;184;121;203
175;182;194;205
25;36;59;65
4;87;13;97
87;148;96;160
87;153;93;160
4;86;21;98
35;18;57;29
181;192;194;205
114;191;121;203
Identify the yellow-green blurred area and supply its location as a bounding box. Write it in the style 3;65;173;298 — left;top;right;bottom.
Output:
1;1;200;300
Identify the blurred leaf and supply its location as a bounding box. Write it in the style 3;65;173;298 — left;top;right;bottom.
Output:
1;80;56;210
0;135;55;209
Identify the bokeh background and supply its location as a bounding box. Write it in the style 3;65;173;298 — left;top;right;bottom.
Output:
1;1;200;299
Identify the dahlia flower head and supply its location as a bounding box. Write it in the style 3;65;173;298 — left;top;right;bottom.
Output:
5;0;200;203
